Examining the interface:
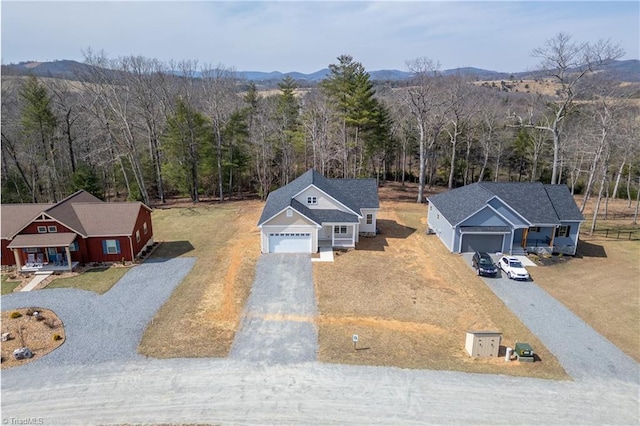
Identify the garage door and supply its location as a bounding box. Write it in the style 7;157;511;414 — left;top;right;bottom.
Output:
461;234;503;253
268;232;312;253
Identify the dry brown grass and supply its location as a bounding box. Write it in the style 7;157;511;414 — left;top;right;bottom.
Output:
532;196;640;362
138;201;262;358
314;190;568;379
1;308;65;369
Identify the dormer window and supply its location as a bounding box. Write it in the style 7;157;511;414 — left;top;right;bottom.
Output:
48;226;57;233
37;226;47;233
307;196;317;205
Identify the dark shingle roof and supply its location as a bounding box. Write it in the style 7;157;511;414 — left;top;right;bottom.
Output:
428;182;584;226
544;185;585;221
258;169;379;225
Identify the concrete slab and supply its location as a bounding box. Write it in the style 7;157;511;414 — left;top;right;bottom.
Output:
20;271;52;291
311;246;334;262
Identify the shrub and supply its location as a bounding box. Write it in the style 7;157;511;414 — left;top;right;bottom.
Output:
26;308;36;316
52;334;63;341
43;318;58;329
10;311;22;319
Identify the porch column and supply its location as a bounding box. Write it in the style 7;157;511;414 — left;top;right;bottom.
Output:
12;249;22;270
331;225;335;247
65;246;72;273
549;227;556;250
522;228;529;248
351;225;356;247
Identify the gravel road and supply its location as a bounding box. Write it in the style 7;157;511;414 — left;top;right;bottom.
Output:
464;254;639;384
230;254;317;364
1;357;638;425
1;257;195;367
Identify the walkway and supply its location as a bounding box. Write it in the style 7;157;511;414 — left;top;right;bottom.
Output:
20;271;52;292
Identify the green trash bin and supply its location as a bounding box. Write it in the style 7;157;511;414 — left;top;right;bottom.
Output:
514;342;535;362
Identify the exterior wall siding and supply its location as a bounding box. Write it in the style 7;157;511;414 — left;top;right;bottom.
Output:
84;236;133;263
130;208;154;258
359;209;377;233
459;206;511;227
294;187;351;212
1;239;15;265
20;221;76;235
265;208;317;226
427;204;455;251
487;199;528;226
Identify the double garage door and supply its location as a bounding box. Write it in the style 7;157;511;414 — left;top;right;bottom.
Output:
268;232;312;253
461;234;504;253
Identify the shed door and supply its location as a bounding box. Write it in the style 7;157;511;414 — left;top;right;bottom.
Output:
268;233;312;253
461;234;503;253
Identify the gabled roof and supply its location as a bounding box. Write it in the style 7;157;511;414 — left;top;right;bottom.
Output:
258;169;379;226
428;182;584;226
0;204;55;239
1;190;152;239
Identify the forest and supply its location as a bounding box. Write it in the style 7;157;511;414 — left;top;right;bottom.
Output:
2;33;639;220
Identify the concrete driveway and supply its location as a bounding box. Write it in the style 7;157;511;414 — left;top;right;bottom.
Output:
230;254;317;364
463;253;639;384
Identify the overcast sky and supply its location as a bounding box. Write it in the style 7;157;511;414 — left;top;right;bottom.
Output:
1;1;638;73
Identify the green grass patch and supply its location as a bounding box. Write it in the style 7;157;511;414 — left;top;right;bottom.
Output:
1;274;20;295
47;266;129;294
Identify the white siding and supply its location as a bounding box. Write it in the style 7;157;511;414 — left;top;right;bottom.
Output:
359;209;378;233
294;186;352;212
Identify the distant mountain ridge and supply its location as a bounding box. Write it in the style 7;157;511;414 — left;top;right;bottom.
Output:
2;59;639;82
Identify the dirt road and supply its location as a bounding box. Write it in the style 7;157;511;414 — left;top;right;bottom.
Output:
1;357;637;425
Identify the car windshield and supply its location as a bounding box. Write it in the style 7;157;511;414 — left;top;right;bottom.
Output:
509;260;523;268
479;259;493;266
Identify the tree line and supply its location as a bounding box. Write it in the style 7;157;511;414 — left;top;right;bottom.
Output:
2;33;639;226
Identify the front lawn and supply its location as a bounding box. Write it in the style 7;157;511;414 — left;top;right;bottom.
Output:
314;199;568;380
1;274;20;295
47;266;129;294
138;201;262;358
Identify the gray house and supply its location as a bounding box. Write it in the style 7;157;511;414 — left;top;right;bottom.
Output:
257;169;379;253
427;182;584;255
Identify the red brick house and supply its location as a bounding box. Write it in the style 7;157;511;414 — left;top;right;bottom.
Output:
1;190;154;272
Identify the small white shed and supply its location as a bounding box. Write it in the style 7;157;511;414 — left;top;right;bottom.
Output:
465;331;501;357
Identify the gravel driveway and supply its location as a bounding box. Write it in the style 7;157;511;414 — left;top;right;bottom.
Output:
230;254;317;364
464;254;639;384
1;257;195;367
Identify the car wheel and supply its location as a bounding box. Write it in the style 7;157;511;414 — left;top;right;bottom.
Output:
508;271;512;279
476;268;481;276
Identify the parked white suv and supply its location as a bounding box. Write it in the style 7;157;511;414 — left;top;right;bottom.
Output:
498;256;530;280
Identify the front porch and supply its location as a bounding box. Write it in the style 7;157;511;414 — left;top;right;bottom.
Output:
20;261;80;273
319;223;357;249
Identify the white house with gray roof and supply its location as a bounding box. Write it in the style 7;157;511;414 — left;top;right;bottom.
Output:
257;169;379;253
427;182;584;255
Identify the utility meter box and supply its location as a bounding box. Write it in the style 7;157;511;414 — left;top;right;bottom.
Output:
514;342;535;362
465;331;501;357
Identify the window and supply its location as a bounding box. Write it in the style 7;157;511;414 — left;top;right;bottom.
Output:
555;225;570;238
136;230;141;243
306;196;317;205
69;241;79;252
25;248;39;253
143;222;148;235
529;226;541;233
437;214;440;220
37;226;47;233
102;239;120;255
48;225;57;233
334;226;348;234
366;214;373;225
286;210;293;217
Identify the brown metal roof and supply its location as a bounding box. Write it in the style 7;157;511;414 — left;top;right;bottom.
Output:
0;204;55;239
7;232;77;248
44;190;104;236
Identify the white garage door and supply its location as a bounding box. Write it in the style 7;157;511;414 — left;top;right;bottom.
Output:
461;234;504;253
268;232;312;253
